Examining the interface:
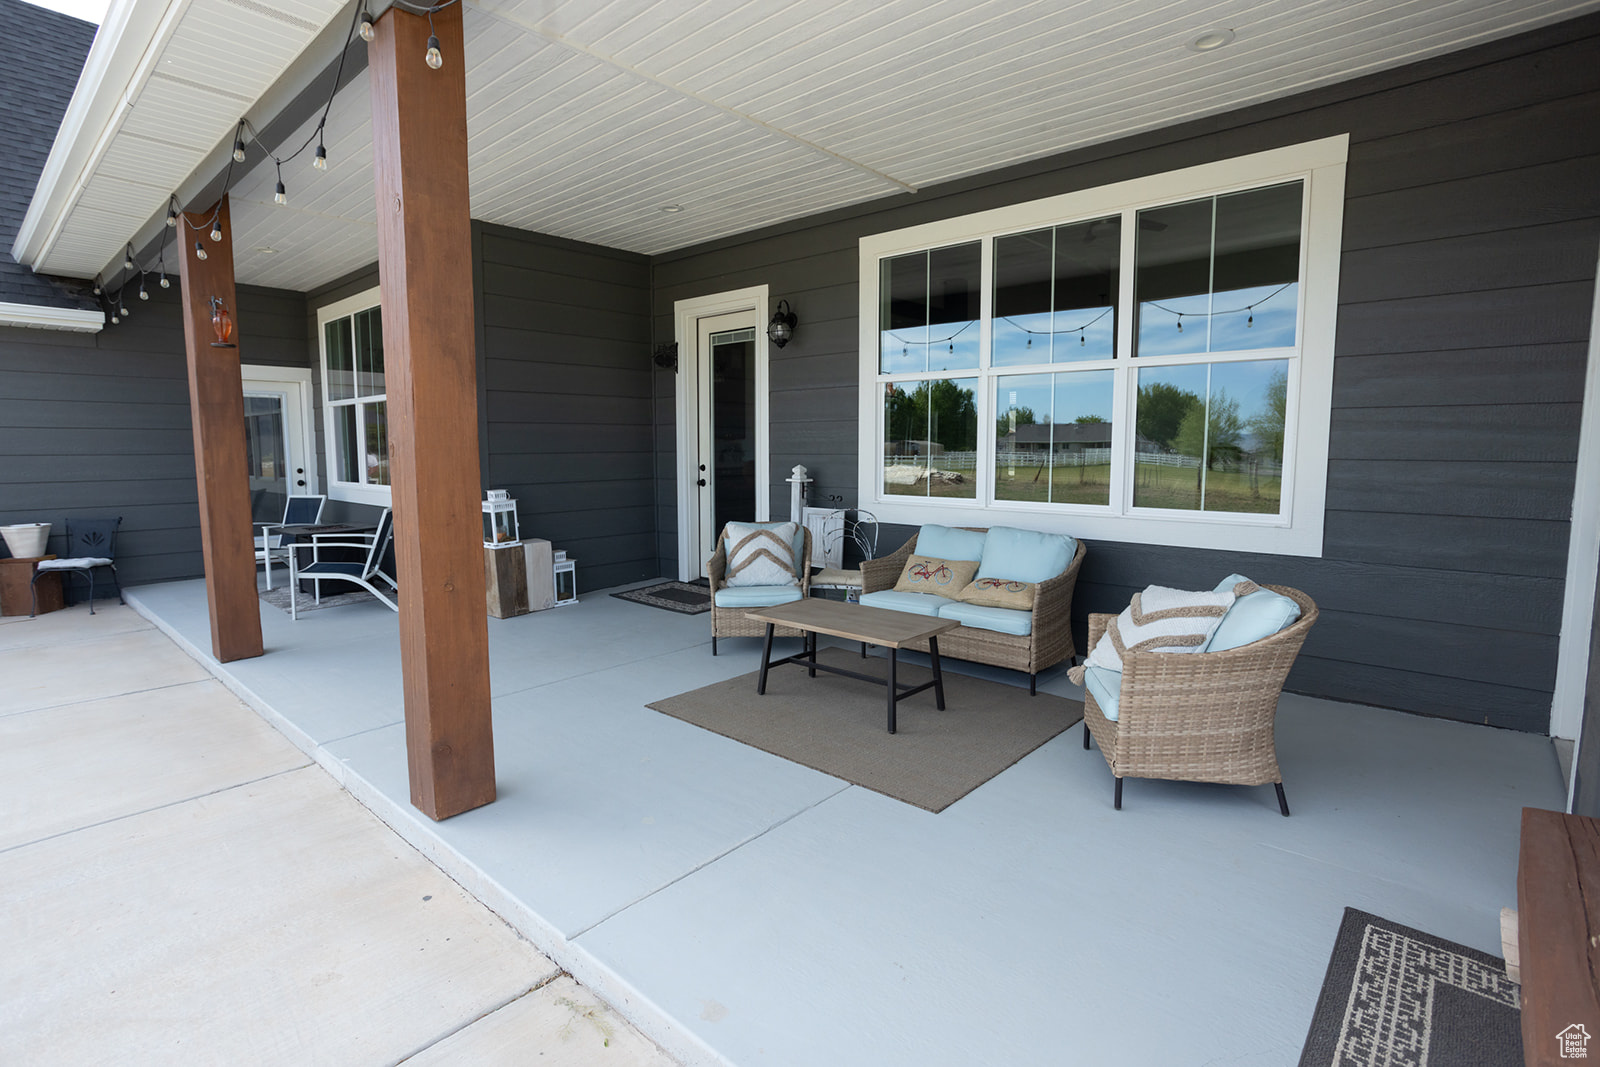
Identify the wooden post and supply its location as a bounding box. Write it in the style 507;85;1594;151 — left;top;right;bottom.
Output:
176;196;264;664
369;2;495;820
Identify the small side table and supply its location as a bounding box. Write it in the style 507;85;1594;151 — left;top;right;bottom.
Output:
0;555;64;616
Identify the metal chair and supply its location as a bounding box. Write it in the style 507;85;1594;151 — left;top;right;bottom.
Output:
33;517;122;616
256;494;325;590
287;508;398;619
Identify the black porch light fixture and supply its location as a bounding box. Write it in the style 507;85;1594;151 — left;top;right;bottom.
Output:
767;299;797;348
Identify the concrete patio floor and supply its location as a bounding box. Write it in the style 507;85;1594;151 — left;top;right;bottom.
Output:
0;601;673;1066
91;576;1572;1066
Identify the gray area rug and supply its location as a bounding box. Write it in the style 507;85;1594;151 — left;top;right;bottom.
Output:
1299;908;1522;1067
258;585;379;615
648;647;1081;812
612;580;711;615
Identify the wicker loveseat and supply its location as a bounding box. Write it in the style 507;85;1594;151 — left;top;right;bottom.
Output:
708;523;812;655
1079;584;1318;814
858;526;1086;694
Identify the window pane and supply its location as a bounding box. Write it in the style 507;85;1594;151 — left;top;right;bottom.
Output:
325;318;355;401
1211;183;1301;351
995;371;1113;505
334;404;358;483
879;244;979;373
1206;359;1286;514
364;401;390;486
1135;184;1302;357
355;307;385;399
1135;198;1213;357
994;230;1053;366
883;378;977;499
1133;360;1286;513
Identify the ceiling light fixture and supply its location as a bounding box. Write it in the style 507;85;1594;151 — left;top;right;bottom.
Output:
661;204;684;213
1187;28;1235;52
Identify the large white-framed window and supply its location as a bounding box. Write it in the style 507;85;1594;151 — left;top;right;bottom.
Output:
316;287;390;506
858;136;1347;557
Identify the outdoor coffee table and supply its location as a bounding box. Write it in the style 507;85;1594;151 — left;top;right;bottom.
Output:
744;599;960;734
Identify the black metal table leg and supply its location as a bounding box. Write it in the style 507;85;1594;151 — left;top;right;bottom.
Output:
886;648;898;734
757;623;776;695
929;636;946;711
807;629;817;677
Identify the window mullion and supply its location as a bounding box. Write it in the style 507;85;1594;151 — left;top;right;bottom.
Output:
979;236;996;504
1111;208;1138;515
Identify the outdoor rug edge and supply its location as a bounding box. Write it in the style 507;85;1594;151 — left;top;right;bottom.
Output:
1298;906;1522;1067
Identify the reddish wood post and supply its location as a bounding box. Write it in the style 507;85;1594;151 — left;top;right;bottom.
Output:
369;2;495;820
176;196;264;664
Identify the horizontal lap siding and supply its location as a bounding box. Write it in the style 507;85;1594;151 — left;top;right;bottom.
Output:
0;284;310;588
477;223;655;592
650;15;1600;730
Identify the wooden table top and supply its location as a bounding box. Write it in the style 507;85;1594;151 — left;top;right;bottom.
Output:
745;598;960;648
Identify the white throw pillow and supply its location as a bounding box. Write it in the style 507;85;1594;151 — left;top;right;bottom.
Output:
1083;583;1245;672
724;522;801;587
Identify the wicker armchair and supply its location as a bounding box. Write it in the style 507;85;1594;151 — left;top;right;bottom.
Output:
708;525;811;654
859;528;1086;694
1080;585;1318;815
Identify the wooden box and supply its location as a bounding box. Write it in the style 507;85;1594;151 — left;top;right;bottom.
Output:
0;555;64;616
484;539;555;618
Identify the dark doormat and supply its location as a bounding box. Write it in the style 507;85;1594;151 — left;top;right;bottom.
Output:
648;647;1081;812
612;580;711;615
1299;907;1522;1067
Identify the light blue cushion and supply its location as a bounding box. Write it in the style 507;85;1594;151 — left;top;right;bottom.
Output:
915;524;987;563
713;585;805;608
723;521;806;572
1206;574;1303;652
859;590;948;617
1084;665;1122;722
974;527;1077;584
935;600;1033;637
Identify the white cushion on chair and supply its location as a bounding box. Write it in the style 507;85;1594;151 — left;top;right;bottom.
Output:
37;557;112;570
713;585;805;608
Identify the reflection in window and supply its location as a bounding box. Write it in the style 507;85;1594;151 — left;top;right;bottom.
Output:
355;308;385;398
1133;359;1287;514
1135;182;1301;357
321;298;388;496
995;371;1114;505
882;378;978;499
364;401;389;486
994;217;1119;366
324;319;354;400
880;243;980;374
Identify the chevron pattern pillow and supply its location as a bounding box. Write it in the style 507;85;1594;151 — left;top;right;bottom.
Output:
724;522;801;587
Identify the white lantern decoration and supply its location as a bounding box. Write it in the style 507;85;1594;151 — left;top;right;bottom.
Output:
482;490;520;548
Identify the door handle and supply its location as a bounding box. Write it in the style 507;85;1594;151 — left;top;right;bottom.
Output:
697;479;707;487
296;479;306;487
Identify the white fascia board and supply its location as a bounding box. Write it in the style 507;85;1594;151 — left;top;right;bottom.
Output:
0;302;105;332
11;0;194;275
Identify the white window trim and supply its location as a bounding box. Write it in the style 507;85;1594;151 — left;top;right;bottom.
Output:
315;286;391;507
856;135;1348;557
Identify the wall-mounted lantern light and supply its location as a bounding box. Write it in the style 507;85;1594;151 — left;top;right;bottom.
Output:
767;299;797;348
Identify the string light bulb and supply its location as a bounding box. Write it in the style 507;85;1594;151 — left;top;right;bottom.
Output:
425;34;443;69
313;143;327;171
166;203;178;228
110;311;119;325
274;178;287;206
194;240;208;261
119;297;128;317
232;133;247;164
123;247;135;270
358;9;375;42
139;281;148;301
160;273;170;289
210;219;223;242
92;276;102;295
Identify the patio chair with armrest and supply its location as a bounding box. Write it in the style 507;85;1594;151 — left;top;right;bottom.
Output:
1078;584;1318;815
32;517;122;616
255;494;325;590
708;522;812;655
287;508;398;619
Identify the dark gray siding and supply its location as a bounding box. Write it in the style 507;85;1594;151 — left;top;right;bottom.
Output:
0;283;311;587
651;15;1600;731
477;223;656;591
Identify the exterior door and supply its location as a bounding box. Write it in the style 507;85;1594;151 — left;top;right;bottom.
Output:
241;368;315;525
697;311;758;569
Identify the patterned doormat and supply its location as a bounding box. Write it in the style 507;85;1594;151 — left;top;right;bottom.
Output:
258;585;380;615
1299;908;1522;1067
611;580;711;615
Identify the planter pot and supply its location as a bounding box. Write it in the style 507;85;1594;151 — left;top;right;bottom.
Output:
1;523;51;558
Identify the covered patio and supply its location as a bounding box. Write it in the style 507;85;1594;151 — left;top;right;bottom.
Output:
123;575;1565;1066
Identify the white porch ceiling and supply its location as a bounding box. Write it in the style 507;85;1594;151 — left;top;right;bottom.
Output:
27;0;1600;292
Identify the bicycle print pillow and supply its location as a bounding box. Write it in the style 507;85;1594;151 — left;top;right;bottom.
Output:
956;575;1037;611
892;555;980;599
